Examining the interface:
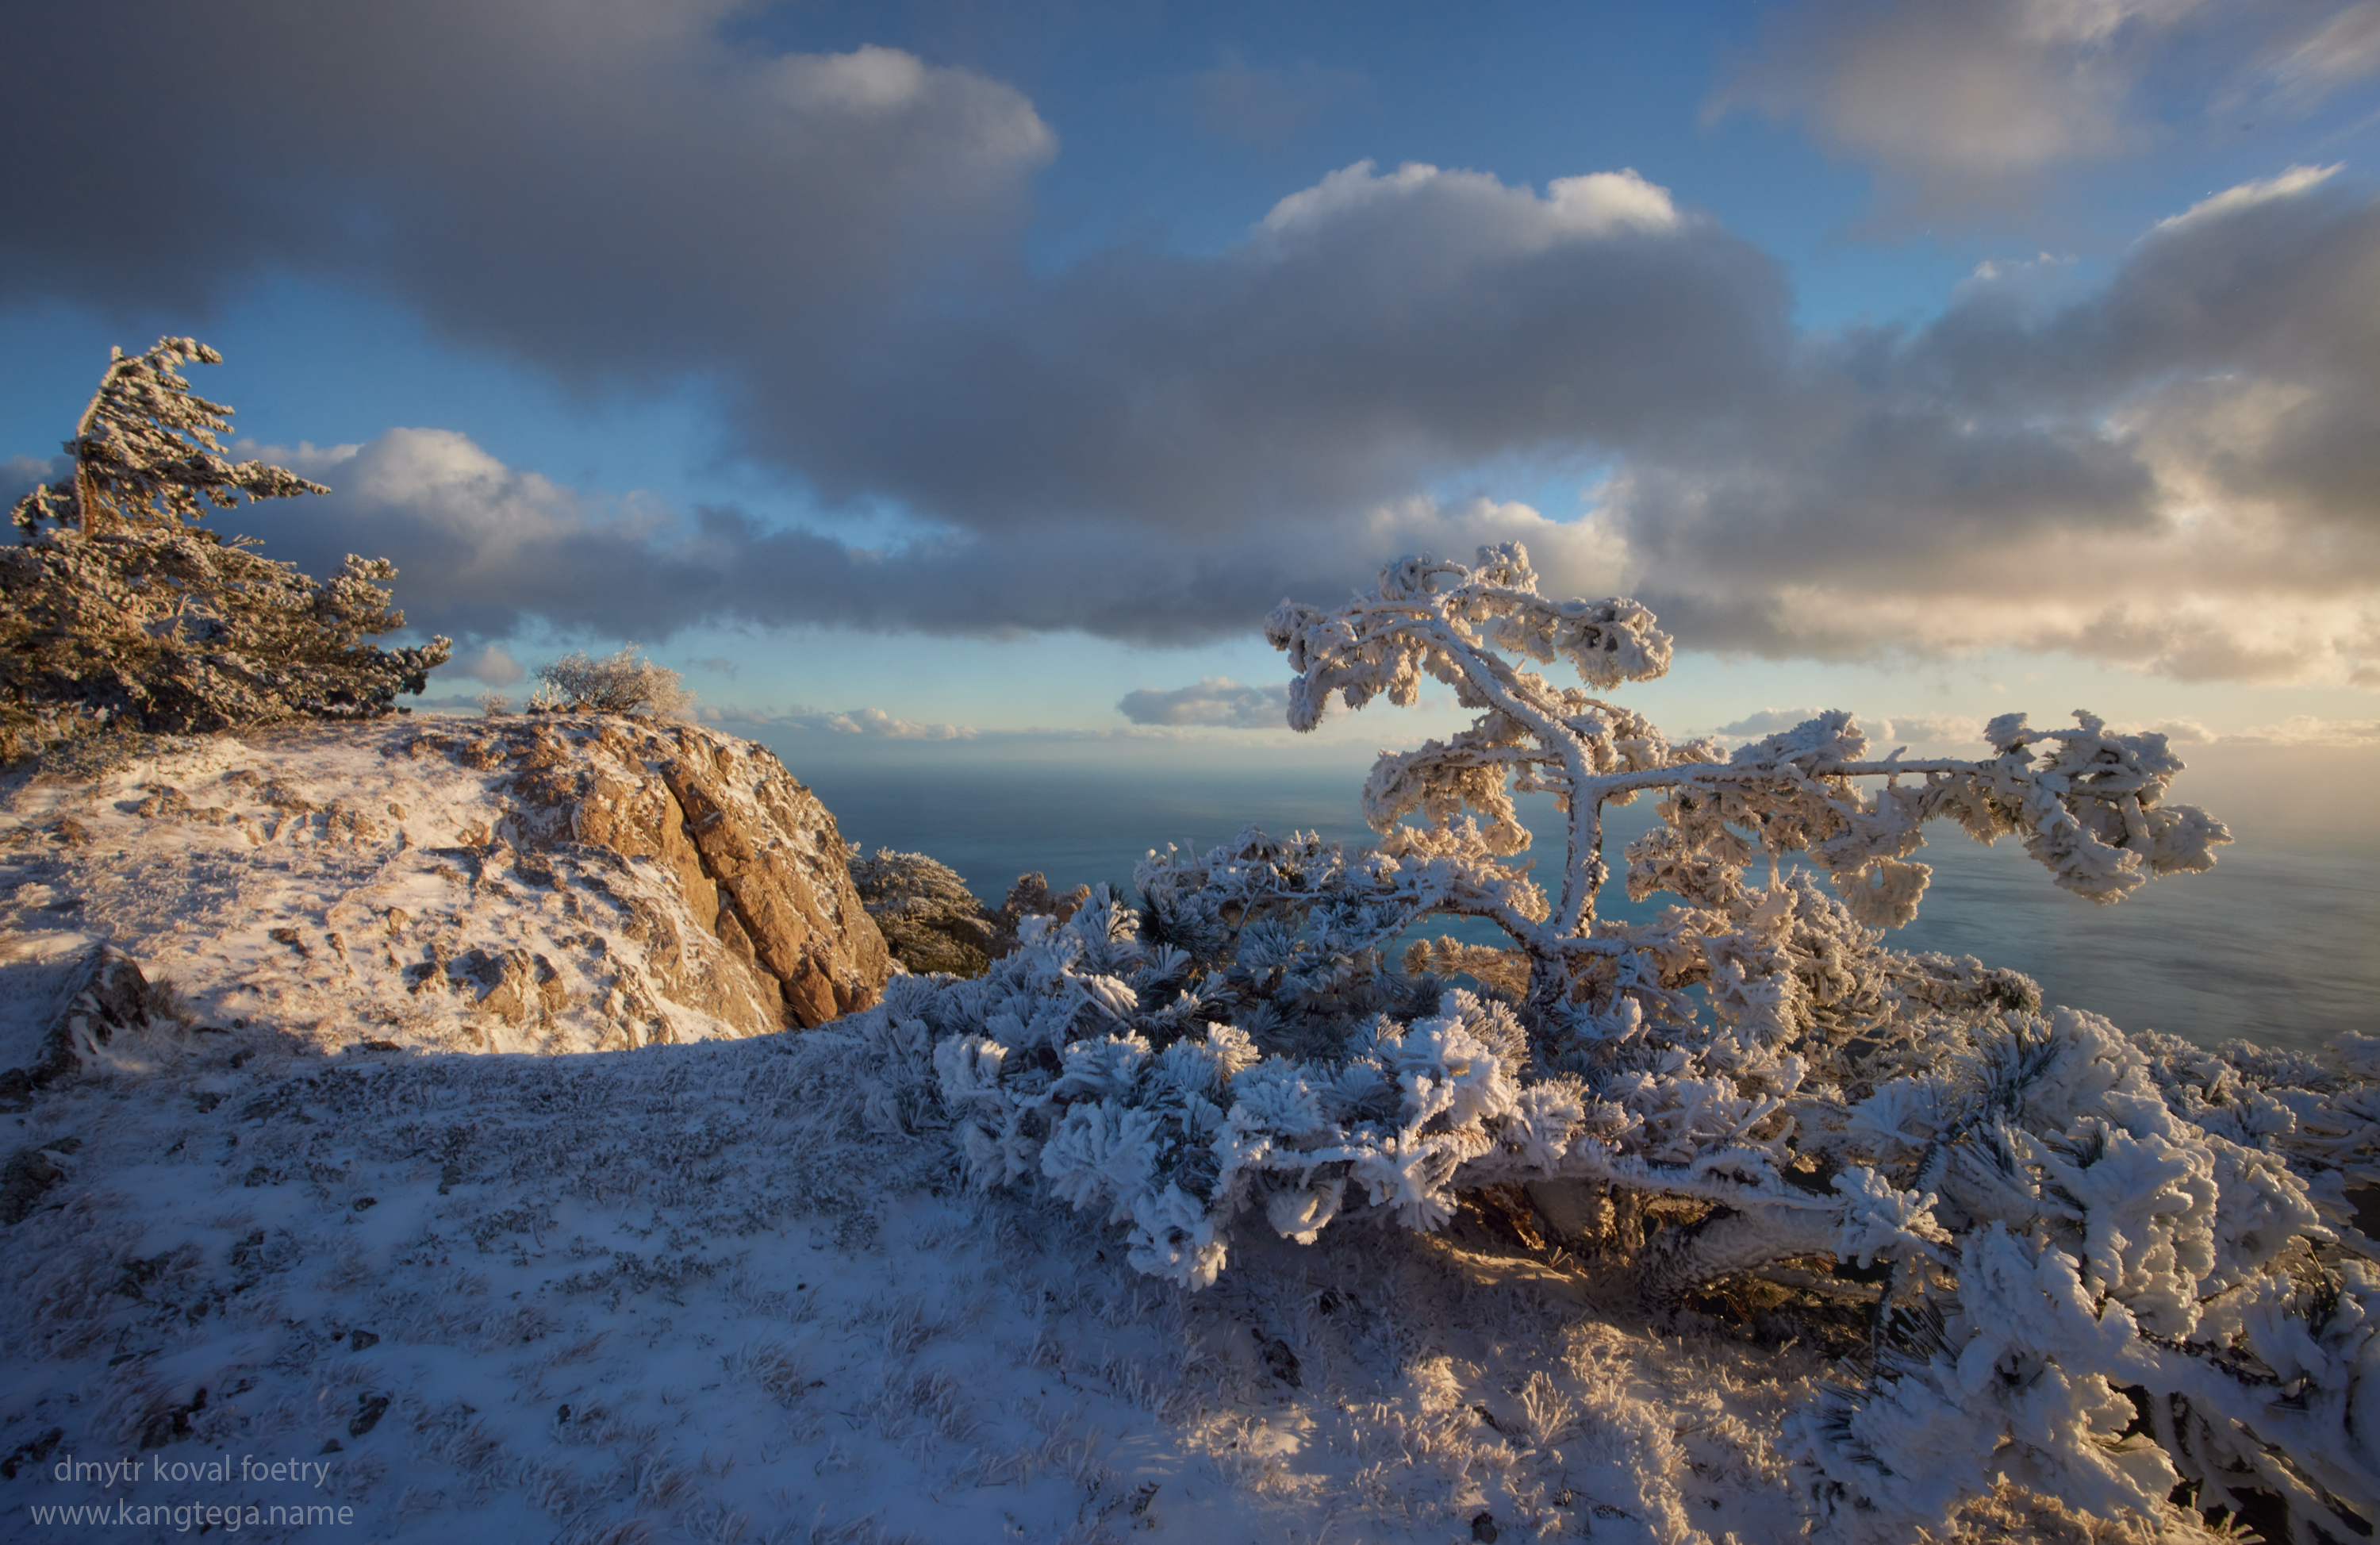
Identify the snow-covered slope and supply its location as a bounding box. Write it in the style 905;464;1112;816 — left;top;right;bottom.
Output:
6;1010;2152;1545
3;1003;2248;1545
0;716;891;1061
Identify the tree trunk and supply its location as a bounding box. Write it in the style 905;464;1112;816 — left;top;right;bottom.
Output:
1633;1202;1837;1316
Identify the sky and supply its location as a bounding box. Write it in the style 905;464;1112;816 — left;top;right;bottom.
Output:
5;0;2379;782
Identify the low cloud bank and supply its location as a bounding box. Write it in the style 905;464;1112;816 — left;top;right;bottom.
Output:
2189;715;2380;748
1116;678;1292;728
1711;707;2380;751
1712;708;1988;748
443;644;523;686
742;707;976;741
233;434;1622;648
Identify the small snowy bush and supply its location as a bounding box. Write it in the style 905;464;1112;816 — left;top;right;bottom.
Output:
528;644;693;718
850;847;1002;976
842;544;2378;1539
848;848;1103;978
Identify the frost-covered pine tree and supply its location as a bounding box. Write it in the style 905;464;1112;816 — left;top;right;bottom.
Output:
831;544;2378;1540
2;339;451;754
10;338;327;538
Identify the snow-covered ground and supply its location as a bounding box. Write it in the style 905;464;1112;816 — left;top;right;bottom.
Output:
6;1016;2191;1544
0;1022;1701;1540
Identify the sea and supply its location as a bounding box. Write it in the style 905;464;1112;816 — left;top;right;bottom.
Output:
777;747;2378;1061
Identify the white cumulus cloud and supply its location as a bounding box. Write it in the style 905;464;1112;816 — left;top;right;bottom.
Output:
443;644;524;686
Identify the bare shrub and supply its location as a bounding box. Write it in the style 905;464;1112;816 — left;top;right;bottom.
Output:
528;646;693;719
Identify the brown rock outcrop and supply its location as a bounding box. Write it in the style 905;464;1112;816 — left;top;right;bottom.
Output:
0;716;892;1058
498;717;889;1029
847;853;1095;980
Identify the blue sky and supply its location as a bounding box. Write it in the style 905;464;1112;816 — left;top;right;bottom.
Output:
5;0;2379;772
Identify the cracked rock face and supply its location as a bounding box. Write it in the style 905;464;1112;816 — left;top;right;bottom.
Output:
493;717;892;1030
0;717;892;1061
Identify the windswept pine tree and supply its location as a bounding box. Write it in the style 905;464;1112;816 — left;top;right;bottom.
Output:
2;339;451;756
10;337;328;538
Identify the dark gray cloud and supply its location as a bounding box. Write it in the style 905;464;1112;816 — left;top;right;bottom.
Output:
235;430;1622;648
740;162;1789;533
1910;164;2380;406
1116;678;1292;728
1707;1;2380;222
0;0;1052;374
0;4;1779;535
203;160;2380;687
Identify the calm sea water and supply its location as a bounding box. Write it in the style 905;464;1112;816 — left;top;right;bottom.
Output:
789;753;2376;1059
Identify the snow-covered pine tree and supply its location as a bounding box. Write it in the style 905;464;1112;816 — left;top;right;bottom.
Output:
2;340;451;755
830;543;2378;1540
10;338;328;537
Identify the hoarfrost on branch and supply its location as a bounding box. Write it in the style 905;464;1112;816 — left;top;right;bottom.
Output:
831;546;2378;1535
